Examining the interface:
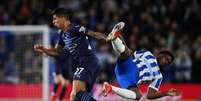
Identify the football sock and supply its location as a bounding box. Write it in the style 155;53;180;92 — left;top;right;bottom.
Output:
111;37;125;55
75;91;96;101
52;83;59;95
59;85;67;100
111;85;137;100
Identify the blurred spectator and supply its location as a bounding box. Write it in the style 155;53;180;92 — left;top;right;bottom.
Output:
96;43;116;68
0;37;7;82
97;70;109;84
191;48;201;82
96;42;116;82
0;37;7;66
174;50;192;82
3;52;19;84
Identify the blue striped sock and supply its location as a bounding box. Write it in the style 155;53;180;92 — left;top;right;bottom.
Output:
76;91;96;101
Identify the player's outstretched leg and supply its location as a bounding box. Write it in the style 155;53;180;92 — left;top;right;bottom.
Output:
107;22;132;60
102;82;141;100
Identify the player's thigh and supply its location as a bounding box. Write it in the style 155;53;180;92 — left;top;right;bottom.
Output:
73;64;99;91
61;66;72;80
115;56;139;88
59;75;67;86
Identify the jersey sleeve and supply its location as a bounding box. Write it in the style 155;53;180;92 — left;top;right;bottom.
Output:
73;25;88;35
134;50;149;59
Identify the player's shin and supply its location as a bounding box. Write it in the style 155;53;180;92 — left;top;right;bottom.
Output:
51;83;60;101
111;85;137;100
111;38;125;55
59;85;67;100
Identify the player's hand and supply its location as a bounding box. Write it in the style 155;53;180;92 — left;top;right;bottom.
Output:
167;88;181;96
34;44;45;54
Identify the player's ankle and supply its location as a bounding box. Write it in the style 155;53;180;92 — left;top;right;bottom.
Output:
105;82;112;92
114;31;121;38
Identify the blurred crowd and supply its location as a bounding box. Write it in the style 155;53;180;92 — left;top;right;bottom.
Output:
0;0;201;84
0;33;43;83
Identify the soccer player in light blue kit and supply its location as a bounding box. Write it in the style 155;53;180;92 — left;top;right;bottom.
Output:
102;22;180;100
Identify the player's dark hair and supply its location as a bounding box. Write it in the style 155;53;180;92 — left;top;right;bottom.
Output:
51;8;72;20
159;50;174;62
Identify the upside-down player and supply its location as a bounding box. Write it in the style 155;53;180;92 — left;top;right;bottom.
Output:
34;8;107;101
102;22;180;100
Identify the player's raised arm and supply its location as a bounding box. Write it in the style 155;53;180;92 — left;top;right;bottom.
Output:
34;44;63;57
74;25;107;42
87;30;107;42
147;87;180;99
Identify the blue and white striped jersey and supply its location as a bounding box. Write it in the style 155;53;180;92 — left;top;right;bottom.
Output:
133;50;163;91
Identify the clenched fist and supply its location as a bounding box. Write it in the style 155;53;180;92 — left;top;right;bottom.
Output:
34;44;45;54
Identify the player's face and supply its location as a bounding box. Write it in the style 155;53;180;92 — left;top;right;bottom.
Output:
52;15;66;28
157;53;172;67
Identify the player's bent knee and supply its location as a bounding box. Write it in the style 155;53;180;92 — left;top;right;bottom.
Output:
60;78;66;86
54;78;60;84
119;47;131;60
54;75;62;83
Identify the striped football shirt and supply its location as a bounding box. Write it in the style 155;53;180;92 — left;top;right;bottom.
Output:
133;50;163;91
